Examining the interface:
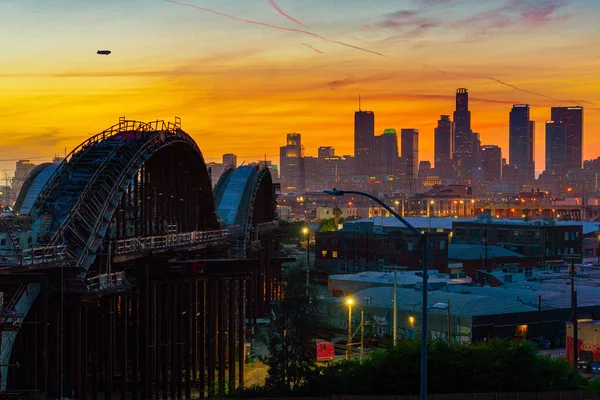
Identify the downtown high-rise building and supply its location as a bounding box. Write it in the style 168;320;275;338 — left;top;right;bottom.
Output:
401;129;419;189
279;133;301;190
318;146;335;159
434;115;453;182
545;120;566;174
480;145;502;182
551;106;583;172
354;110;375;175
452;88;473;183
509;104;535;184
222;153;237;168
373;129;399;178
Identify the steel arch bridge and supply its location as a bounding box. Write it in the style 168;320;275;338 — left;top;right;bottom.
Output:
214;165;277;257
0;118;283;399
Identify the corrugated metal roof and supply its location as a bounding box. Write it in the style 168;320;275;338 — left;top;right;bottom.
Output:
326;280;600;318
448;244;524;260
329;286;538;317
329;270;472;286
346;216;599;234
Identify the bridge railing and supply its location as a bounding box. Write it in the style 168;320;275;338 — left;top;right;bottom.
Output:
21;245;66;266
115;229;229;256
87;271;129;292
255;220;280;232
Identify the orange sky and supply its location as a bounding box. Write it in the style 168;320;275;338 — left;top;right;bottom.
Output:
1;0;599;176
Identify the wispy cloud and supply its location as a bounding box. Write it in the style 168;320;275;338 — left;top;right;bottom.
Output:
326;74;395;90
267;0;305;27
301;43;325;55
164;0;386;57
416;0;454;4
375;9;438;38
457;0;570;33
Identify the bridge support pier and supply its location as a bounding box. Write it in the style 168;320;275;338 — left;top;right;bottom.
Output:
4;256;284;399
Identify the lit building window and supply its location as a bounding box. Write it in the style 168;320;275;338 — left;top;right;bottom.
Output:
321;250;327;256
332;251;338;258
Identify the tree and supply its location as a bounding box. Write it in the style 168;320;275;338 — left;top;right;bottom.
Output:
333;207;343;228
301;339;587;396
318;217;345;232
263;263;322;395
280;220;308;241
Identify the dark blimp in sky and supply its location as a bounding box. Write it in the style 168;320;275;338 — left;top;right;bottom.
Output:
97;50;111;55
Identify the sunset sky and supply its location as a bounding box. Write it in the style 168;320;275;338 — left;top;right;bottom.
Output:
1;0;599;176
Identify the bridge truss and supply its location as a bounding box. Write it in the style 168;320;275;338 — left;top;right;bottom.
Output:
0;118;286;399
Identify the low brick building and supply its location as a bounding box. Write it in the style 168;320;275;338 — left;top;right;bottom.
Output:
315;229;449;273
452;216;583;263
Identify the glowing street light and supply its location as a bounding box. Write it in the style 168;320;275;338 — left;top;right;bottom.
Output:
303;227;310;294
346;298;353;359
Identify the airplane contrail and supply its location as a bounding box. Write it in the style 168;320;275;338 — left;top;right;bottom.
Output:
301;43;325;54
164;0;386;57
267;0;305;27
436;68;594;105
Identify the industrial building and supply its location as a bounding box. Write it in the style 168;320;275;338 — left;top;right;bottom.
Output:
327;270;472;297
322;281;600;344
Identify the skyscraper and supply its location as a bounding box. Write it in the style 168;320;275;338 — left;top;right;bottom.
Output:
480;145;502;182
452;88;472;183
545;121;566;174
551;106;583;172
373;129;399;178
318;146;335;159
418;160;431;188
279;133;301;190
509;104;535;183
222;153;237;168
354;110;375;175
434;115;453;182
529;121;535;181
401;129;419;189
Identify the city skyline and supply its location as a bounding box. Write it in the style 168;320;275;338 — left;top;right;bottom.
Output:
2;0;600;174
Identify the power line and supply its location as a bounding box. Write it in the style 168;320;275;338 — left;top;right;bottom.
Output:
0;156;52;162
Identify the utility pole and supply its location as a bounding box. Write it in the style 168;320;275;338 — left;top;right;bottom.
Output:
360;311;365;362
484;226;488;268
571;259;578;369
538;295;542;329
597;228;600;264
393;270;397;344
447;300;451;343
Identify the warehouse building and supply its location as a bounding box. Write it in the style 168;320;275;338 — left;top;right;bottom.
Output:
322;282;600;344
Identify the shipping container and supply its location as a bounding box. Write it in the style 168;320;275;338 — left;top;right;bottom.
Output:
315;339;334;361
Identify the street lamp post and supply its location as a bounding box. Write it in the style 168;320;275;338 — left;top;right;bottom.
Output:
597;231;600;264
346;298;353;360
325;189;429;400
302;227;309;295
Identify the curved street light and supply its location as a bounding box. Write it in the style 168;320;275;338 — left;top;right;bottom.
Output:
325;188;429;400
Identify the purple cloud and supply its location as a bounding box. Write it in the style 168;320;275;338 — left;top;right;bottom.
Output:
376;9;438;36
458;0;569;33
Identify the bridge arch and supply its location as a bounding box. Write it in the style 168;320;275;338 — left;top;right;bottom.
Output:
214;165;276;256
28;118;218;272
2;119;222;390
13;162;59;215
